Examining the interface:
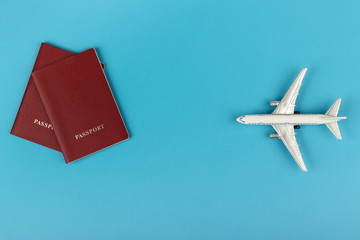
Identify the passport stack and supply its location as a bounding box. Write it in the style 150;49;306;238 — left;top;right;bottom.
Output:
11;43;129;163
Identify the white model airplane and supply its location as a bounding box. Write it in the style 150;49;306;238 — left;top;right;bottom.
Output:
236;68;346;172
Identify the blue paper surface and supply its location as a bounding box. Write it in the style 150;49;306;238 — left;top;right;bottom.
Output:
0;0;359;239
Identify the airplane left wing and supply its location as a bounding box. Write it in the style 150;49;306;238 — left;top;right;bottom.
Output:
273;68;307;114
272;125;307;172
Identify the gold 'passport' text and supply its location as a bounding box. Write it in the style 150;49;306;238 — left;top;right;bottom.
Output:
34;119;54;130
75;124;104;140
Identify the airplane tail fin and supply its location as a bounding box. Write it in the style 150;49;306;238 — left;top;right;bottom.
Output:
325;98;342;117
325;122;342;140
325;98;345;140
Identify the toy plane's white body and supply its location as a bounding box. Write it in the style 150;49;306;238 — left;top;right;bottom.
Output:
236;68;347;172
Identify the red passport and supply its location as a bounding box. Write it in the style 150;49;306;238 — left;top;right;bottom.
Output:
32;48;129;163
11;43;76;151
11;43;105;151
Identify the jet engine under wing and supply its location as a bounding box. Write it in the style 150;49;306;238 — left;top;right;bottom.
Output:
273;68;307;114
272;125;307;172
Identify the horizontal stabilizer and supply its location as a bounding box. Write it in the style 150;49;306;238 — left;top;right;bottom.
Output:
326;98;341;116
325;122;342;140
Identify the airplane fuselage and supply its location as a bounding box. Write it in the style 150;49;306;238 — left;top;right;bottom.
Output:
237;114;346;125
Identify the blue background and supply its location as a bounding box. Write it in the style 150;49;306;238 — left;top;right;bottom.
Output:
0;0;359;239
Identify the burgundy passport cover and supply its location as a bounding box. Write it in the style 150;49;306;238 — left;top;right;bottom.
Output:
32;48;129;163
11;43;105;152
11;43;76;151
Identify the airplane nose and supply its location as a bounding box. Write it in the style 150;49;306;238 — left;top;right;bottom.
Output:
236;116;245;124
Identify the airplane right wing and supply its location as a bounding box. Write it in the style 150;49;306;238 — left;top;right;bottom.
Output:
273;68;307;114
272;125;307;172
